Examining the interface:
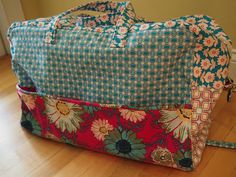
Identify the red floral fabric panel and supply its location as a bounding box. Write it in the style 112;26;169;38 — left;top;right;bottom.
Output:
18;86;194;171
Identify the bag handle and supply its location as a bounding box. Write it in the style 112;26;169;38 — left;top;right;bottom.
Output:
44;1;137;48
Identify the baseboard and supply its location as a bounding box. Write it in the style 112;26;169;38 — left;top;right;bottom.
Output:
0;35;6;57
229;49;236;92
231;49;236;63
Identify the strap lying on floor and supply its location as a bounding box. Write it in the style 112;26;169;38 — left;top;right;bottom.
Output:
206;140;236;149
207;78;236;149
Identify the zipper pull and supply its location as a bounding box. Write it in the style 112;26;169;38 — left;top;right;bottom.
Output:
227;87;233;102
225;77;234;102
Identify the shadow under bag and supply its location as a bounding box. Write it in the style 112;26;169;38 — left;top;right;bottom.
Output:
8;1;235;171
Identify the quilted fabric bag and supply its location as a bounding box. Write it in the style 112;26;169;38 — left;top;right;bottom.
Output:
8;1;234;171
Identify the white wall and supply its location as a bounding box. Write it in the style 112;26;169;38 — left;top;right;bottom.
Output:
0;34;6;56
0;0;25;54
229;50;236;84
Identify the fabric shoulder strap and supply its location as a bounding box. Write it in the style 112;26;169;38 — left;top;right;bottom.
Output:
206;140;236;149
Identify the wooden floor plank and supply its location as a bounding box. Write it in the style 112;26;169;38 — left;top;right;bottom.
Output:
197;125;236;177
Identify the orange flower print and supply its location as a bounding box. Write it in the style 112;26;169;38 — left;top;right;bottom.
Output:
178;20;186;27
128;19;134;24
208;48;219;58
117;19;125;26
213;81;223;89
110;2;117;9
210;20;218;28
220;42;228;53
216;68;223;78
98;4;106;11
194;53;201;64
210;60;216;70
189;25;200;35
118;27;128;34
222;68;229;78
106;28;115;33
217;33;227;46
91;119;113;141
186;17;196;24
44;35;52;43
95;27;103;33
74;26;82;31
203;36;215;47
100;15;108;22
203;49;209;57
201;59;211;70
218;55;227;66
37;22;44;27
119;108;146;123
140;24;149;31
197;34;203;41
164;21;176;27
193;66;202;78
197;15;205;20
204;72;215;83
195;43;203;52
199;16;208;23
88;20;96;27
198;22;208;30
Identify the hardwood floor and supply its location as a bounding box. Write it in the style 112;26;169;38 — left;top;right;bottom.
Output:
0;55;235;177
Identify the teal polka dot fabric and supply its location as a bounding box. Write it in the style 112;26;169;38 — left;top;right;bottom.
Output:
8;1;232;108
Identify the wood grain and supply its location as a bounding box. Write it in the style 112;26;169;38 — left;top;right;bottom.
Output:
0;55;235;177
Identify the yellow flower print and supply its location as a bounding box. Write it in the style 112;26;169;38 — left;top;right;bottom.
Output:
44;98;83;133
91;119;113;141
159;109;192;143
119;108;146;123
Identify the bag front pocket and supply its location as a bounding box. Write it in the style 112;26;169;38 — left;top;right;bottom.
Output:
17;84;194;171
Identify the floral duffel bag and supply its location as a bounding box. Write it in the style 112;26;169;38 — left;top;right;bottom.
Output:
8;1;235;171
